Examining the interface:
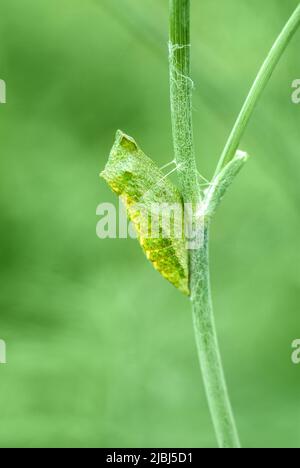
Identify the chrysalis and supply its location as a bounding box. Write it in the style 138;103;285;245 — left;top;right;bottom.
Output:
100;130;189;295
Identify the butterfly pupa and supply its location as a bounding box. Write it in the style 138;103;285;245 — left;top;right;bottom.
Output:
100;130;189;295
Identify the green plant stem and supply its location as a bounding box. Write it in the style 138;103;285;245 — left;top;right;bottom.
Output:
169;0;240;448
169;0;200;204
190;221;240;448
214;3;300;176
205;150;249;218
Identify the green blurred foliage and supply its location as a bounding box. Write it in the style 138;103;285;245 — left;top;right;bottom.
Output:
0;0;299;448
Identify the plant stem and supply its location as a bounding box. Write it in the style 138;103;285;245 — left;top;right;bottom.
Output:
169;0;240;448
191;221;241;448
214;3;300;176
169;0;200;204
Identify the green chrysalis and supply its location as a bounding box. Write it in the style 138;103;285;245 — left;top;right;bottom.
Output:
100;130;189;295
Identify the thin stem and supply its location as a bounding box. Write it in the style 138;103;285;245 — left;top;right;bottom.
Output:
204;150;249;218
191;222;240;448
169;0;200;204
214;3;300;176
169;0;240;448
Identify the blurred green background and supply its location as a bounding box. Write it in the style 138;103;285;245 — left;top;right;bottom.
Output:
0;0;299;448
